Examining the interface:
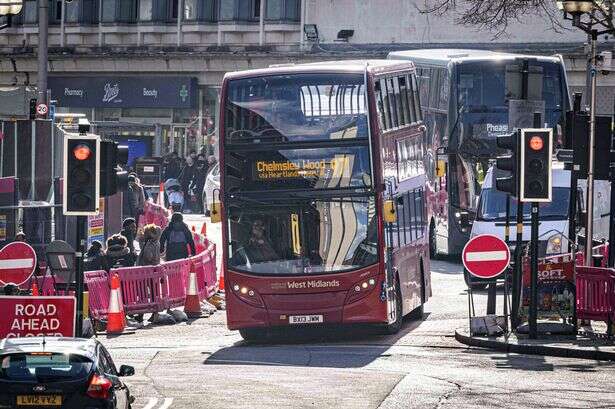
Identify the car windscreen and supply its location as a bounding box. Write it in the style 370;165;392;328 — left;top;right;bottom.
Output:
0;353;93;382
477;187;570;221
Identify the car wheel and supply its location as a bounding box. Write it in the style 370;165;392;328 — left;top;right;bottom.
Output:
381;279;403;334
429;222;438;259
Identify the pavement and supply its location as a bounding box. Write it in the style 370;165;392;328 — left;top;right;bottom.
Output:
97;215;615;408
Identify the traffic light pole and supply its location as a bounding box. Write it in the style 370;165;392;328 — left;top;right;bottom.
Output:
585;30;598;266
75;216;85;337
529;202;539;339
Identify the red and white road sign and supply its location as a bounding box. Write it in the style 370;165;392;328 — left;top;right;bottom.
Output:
36;103;48;116
462;234;510;279
0;242;37;286
0;296;75;338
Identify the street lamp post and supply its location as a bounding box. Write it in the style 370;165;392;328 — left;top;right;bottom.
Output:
557;0;615;266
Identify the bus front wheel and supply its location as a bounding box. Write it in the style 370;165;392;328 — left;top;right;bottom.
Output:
239;328;268;343
381;279;403;335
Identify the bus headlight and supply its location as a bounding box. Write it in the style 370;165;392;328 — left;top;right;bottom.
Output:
346;277;378;303
230;283;265;308
546;234;564;255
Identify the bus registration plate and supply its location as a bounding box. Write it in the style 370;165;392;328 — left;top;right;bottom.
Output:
289;315;323;325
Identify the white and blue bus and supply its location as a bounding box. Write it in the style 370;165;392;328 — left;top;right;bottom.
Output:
388;49;571;257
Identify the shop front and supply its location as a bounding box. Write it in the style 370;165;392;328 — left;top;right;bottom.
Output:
48;75;217;159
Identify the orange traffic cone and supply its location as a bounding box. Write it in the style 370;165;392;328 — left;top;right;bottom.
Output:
184;265;202;318
218;268;225;291
107;274;126;335
31;280;39;296
201;222;207;237
158;182;165;207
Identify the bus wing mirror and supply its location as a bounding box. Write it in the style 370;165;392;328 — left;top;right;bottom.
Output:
383;200;397;223
210;201;222;223
436;160;446;178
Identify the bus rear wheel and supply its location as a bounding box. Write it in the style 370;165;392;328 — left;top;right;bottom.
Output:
429;222;438;259
381;279;403;335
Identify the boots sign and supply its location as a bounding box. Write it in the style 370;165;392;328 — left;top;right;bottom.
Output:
0;296;75;338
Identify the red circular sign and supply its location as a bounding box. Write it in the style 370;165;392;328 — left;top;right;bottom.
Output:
0;242;38;286
462;234;510;279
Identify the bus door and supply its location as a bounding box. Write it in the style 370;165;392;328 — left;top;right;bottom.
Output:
434;147;449;254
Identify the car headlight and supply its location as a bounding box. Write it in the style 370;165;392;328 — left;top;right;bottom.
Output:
546;234;564;255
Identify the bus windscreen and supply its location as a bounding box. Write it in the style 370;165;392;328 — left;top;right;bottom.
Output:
224;73;368;144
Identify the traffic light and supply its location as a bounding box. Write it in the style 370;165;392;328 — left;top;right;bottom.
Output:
495;130;520;197
63;134;100;215
520;128;553;202
29;99;36;120
99;140;129;197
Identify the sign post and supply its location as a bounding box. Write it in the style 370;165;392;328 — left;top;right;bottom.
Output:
462;234;511;280
0;296;76;338
0;242;37;286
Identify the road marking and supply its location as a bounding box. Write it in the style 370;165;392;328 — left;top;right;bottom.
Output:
159;398;174;409
141;397;174;409
464;251;507;262
142;398;159;409
0;258;34;269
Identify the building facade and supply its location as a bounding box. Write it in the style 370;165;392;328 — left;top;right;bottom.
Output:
0;0;610;158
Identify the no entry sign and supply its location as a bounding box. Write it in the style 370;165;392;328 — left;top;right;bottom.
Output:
0;296;75;338
462;234;510;279
0;242;37;286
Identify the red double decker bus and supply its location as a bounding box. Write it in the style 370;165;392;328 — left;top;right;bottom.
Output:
218;60;431;340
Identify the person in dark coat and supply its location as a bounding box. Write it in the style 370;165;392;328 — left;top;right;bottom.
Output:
138;224;162;266
192;160;208;214
84;240;108;272
178;157;197;212
120;218;138;255
160;213;196;261
105;234;136;269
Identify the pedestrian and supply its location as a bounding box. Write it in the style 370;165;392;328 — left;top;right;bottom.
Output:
137;224;162;266
122;179;138;219
191;160;207;214
128;175;145;224
105;234;136;269
178;157;196;212
120;218;138;255
84;240;108;272
160;213;196;261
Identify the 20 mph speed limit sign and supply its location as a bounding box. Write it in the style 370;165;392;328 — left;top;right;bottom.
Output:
36;103;48;116
462;234;510;279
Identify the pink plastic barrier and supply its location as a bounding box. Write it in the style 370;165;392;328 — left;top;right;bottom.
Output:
576;266;615;335
84;270;110;321
189;239;217;300
112;265;164;315
140;201;170;229
159;258;190;310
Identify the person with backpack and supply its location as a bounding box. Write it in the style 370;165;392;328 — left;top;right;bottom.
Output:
160;213;196;261
84;240;108;272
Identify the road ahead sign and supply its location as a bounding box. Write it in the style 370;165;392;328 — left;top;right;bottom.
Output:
462;234;510;279
0;296;76;338
0;242;37;286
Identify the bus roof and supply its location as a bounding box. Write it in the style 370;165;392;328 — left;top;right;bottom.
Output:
224;59;415;81
387;49;563;66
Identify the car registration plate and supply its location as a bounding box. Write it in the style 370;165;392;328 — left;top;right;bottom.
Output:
16;395;62;406
289;314;323;324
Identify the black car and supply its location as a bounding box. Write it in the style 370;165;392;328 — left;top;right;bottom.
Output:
0;337;135;409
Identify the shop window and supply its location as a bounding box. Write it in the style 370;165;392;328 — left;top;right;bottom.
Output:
182;0;217;21
22;0;37;24
139;0;153;20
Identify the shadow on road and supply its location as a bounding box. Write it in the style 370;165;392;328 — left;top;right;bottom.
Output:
203;313;430;368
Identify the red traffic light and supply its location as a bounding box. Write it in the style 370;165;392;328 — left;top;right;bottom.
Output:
73;144;92;161
529;136;544;151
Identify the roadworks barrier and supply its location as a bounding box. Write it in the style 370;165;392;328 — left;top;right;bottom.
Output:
84;237;217;328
